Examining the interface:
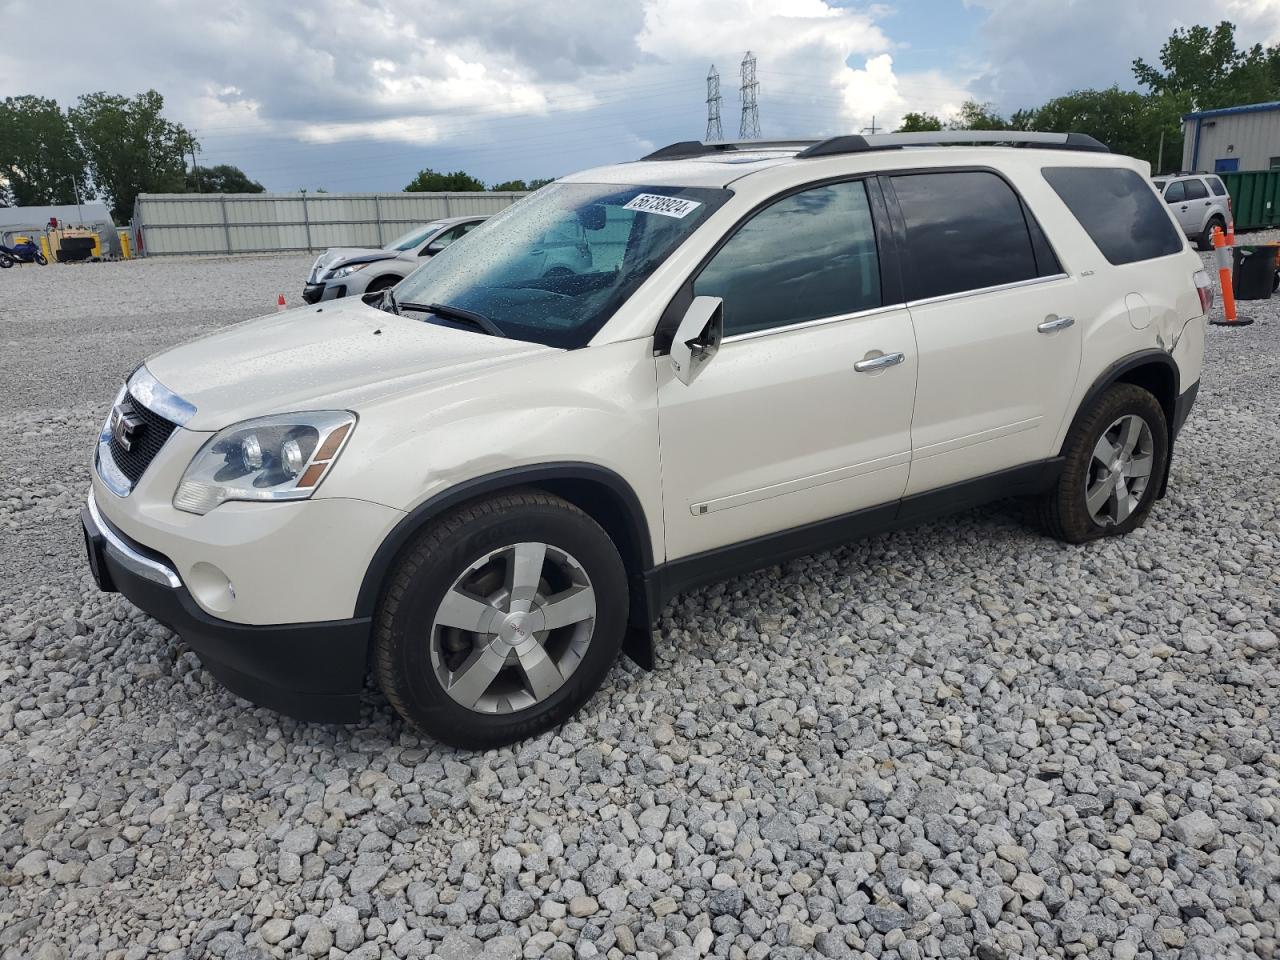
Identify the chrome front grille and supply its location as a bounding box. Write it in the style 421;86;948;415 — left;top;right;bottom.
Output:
106;393;177;486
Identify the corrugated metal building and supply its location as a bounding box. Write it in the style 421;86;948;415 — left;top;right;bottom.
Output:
1182;101;1280;173
132;191;528;256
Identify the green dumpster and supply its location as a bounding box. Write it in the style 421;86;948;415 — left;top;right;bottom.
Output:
1221;170;1280;230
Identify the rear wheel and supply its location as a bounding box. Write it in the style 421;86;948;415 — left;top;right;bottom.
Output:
1037;383;1168;544
374;492;627;749
1198;216;1225;251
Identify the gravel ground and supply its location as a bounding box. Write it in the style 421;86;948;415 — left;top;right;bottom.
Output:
1;253;1278;960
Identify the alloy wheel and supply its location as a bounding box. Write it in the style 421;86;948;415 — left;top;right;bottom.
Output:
1085;414;1155;526
429;542;596;713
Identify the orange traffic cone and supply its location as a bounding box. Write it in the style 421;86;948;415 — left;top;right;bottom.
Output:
1210;226;1253;327
276;294;287;312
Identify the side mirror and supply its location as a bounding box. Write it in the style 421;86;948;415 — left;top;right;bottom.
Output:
670;296;723;386
424;239;447;255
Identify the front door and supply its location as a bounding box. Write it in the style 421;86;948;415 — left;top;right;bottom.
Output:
883;170;1083;496
656;179;917;561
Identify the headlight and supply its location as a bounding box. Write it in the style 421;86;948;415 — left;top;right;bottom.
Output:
326;262;367;280
173;411;356;515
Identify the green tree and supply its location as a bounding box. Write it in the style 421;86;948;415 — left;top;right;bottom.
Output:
186;163;264;193
948;100;1008;130
1133;21;1280;112
69;90;193;221
896;112;943;132
404;168;486;192
490;177;555;191
1027;87;1183;172
0;96;88;206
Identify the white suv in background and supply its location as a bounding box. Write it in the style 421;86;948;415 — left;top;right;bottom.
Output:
83;131;1207;748
1153;172;1232;250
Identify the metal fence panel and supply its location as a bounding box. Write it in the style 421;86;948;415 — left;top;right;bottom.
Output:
133;191;528;256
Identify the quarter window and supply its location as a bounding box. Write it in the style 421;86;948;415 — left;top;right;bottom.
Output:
889;171;1041;301
693;180;882;337
1043;166;1184;265
1208;177;1228;197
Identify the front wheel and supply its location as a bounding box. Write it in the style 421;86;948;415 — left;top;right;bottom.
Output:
34;253;47;265
1037;384;1169;544
374;491;627;749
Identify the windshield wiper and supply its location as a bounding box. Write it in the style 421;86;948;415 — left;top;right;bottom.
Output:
420;302;507;338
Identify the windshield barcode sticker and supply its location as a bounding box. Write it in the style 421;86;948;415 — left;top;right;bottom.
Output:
624;194;702;219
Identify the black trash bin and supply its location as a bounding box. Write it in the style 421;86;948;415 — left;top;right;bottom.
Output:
1231;245;1277;300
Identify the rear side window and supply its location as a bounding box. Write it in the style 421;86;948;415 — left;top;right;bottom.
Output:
693;180;881;337
1184;179;1209;200
889;171;1041;301
1208;177;1228;197
1043;167;1184;265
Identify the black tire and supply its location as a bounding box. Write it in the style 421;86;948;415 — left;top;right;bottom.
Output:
34;253;47;266
374;491;627;749
364;274;401;294
1036;383;1169;544
1198;216;1224;251
0;255;12;269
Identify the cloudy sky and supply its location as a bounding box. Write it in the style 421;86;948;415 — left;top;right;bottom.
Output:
5;0;1280;192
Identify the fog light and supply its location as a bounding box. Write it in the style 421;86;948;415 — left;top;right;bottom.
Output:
188;562;236;613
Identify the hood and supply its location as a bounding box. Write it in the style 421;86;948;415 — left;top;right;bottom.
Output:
309;246;400;281
144;298;555;431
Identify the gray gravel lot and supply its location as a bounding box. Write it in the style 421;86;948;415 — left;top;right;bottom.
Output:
1;253;1278;960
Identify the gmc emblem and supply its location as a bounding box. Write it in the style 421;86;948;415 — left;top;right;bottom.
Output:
109;403;145;452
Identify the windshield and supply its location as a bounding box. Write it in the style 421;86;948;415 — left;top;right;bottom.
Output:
385;221;446;251
394;182;730;347
1152;179;1167;192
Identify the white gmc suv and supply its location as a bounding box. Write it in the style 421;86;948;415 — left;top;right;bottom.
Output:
82;131;1208;748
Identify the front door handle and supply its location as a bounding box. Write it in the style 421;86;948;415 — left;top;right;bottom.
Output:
1038;315;1075;333
854;351;905;372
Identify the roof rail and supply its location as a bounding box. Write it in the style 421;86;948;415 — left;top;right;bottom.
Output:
641;139;820;161
796;130;1109;158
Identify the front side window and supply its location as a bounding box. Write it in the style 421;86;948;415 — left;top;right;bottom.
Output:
693;180;881;337
1163;181;1186;203
1184;179;1209;200
1042;166;1184;265
890;171;1039;301
395;183;728;348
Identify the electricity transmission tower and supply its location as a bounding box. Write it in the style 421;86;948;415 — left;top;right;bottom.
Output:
705;65;723;141
738;51;760;139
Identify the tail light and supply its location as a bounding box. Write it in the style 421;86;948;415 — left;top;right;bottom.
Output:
1194;269;1215;314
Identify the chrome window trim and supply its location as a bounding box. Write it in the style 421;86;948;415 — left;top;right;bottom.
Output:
86;488;183;589
127;365;197;426
722;302;909;344
905;272;1069;309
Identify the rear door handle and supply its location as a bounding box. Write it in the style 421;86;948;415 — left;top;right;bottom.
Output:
1038;315;1075;333
854;351;905;372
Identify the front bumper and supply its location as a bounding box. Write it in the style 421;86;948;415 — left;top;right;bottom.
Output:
303;281;346;304
82;490;370;722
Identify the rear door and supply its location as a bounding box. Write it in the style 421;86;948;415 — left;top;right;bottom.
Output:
656;178;917;560
884;169;1082;496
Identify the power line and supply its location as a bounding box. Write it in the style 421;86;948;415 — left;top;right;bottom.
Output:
706;65;723;142
739;51;760;139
